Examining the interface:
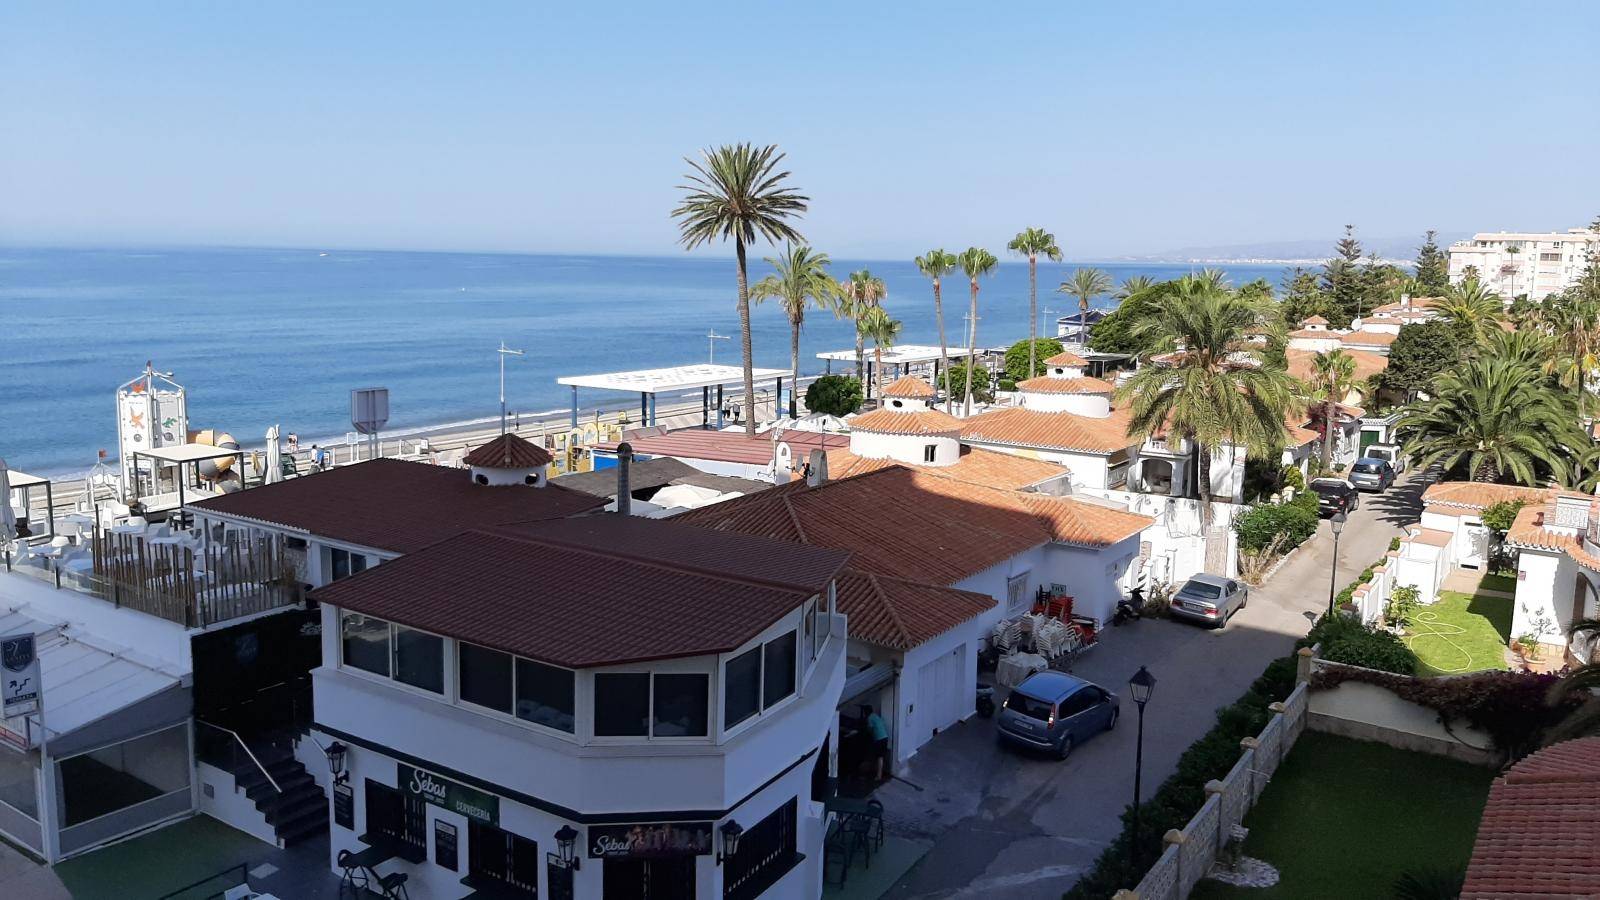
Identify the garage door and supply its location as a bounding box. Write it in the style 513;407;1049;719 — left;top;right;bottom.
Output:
916;644;967;741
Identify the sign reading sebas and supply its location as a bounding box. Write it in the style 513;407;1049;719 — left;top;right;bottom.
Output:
587;821;713;859
398;764;498;825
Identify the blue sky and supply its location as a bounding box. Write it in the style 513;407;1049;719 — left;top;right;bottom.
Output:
2;2;1596;259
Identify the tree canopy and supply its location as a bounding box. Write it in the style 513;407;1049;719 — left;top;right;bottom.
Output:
804;374;863;417
1004;338;1064;382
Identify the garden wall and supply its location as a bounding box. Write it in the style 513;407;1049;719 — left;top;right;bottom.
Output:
1113;682;1310;900
1303;649;1498;767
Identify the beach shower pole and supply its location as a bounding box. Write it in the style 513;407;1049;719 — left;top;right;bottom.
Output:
497;342;525;435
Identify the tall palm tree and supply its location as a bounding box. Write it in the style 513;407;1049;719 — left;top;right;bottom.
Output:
1056;268;1114;348
857;306;903;398
916;249;960;413
1307;349;1358;470
1116;284;1295;519
1397;354;1587;484
673;144;807;435
750;244;836;418
957;248;999;415
1116;275;1156;301
1007;227;1064;379
836;270;888;394
1539;288;1600;406
1439;277;1506;345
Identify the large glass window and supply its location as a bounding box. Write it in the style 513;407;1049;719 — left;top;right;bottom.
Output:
459;643;513;713
593;673;650;737
0;743;38;820
724;648;762;728
516;659;576;734
393;627;444;694
57;724;190;828
652;674;709;737
341;614;390;676
763;633;796;709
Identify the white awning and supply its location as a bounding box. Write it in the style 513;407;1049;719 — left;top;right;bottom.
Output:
815;344;1007;364
134;443;241;464
557;364;788;394
4;470;49;489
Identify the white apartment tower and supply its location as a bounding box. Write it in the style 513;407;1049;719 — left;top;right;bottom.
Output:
1448;227;1598;301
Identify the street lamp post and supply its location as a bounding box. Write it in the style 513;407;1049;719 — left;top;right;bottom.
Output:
1127;666;1157;873
497;341;525;435
1327;510;1348;617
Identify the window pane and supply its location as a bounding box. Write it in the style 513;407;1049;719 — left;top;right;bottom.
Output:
516;659;576;733
652;674;708;737
342;614;390;676
593;673;650;737
330;548;351;582
724;648;761;728
350;554;368;575
393;627;443;693
763;632;796;708
459;643;513;713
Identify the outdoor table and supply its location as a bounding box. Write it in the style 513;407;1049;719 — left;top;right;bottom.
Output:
996;651;1048;689
824;796;874;819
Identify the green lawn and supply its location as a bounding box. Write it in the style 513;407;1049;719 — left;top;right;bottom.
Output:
53;816;269;900
1190;733;1494;900
1405;590;1513;676
1478;573;1517;595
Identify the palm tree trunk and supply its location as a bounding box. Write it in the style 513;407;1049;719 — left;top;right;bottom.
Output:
855;326;865;392
1195;440;1215;528
935;280;950;414
1473;459;1499;483
964;280;979;416
735;238;756;437
1322;397;1336;470
1079;296;1088;347
789;316;801;419
1028;254;1038;379
874;344;884;398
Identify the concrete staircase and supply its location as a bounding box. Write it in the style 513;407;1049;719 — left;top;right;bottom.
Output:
233;749;329;847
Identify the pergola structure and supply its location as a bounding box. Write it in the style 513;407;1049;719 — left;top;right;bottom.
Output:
5;469;56;542
556;364;789;430
130;443;249;523
815;344;1009;398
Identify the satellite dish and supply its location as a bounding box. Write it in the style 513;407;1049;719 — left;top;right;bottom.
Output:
351;388;389;436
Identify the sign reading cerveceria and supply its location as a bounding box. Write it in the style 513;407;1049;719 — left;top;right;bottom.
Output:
398;764;499;825
588;822;713;859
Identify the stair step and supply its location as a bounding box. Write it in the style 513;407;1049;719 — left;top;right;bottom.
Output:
276;806;331;846
246;770;314;803
264;788;327;825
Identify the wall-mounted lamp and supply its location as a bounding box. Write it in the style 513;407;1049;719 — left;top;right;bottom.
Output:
324;740;348;786
715;820;744;866
554;824;581;870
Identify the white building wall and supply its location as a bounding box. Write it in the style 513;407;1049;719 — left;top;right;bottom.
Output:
895;622;980;764
195;760;279;848
847;430;961;466
1019;391;1112;416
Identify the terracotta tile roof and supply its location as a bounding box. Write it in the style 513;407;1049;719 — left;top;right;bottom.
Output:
1505;503;1600;573
1301;315;1330;325
594;428;848;467
835;570;993;650
881;375;936;399
1286;348;1389;385
960;407;1140;455
1374;296;1441;313
1422;482;1564;512
192;458;607;553
312;516;850;668
1287;329;1340;339
1340;329;1398;347
1408;527;1455;548
1284;421;1320;447
824;446;1069;491
674;465;1152;586
1015;375;1114;395
1461;737;1600;899
849;408;962;435
463;433;553;468
1043;351;1088;366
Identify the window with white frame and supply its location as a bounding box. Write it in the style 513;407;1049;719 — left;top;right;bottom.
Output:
339;613;442;694
924;444;937;463
723;629;799;731
1006;572;1031;614
592;671;709;738
456;641;576;734
328;547;369;582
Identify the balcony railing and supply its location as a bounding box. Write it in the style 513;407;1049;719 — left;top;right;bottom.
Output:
88;528;303;628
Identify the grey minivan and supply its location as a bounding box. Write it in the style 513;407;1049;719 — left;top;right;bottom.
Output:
996;672;1119;759
1169;574;1249;628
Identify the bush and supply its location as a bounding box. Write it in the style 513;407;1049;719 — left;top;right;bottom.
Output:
1062;655;1298;898
1234;501;1318;553
1282;465;1306;491
804;375;863;416
1302;615;1418;675
1385;585;1421;629
946;362;994;404
998;378;1018;392
1004;338;1065;382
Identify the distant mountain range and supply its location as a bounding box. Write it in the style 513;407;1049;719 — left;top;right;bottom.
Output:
1122;232;1470;265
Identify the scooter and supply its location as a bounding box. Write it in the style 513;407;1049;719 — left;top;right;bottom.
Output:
975;683;996;718
1111;586;1145;626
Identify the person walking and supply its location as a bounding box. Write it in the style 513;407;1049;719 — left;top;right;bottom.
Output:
865;705;890;781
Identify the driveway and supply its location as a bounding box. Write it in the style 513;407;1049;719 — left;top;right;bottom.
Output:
876;476;1425;899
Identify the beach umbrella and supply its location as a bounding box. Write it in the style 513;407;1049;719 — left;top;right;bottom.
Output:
0;457;16;545
265;425;283;484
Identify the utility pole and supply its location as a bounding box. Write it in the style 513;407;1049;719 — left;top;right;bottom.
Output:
707;330;731;365
498;341;525;435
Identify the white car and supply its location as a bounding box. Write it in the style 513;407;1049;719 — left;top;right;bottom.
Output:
1365;443;1406;473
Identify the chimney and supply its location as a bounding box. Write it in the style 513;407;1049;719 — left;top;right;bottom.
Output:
806;449;828;487
615;443;633;516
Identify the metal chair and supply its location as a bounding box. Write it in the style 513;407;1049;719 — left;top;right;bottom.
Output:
335;849;369;898
378;871;410;899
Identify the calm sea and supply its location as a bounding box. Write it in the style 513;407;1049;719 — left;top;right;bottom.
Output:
0;246;1289;475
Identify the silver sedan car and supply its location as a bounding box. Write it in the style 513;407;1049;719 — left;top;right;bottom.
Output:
1168;574;1249;628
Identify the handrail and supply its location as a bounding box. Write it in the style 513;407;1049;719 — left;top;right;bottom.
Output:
156;861;249;900
196;720;281;794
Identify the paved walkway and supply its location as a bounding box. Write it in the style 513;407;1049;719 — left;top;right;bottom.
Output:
0;841;69;900
876;477;1426;899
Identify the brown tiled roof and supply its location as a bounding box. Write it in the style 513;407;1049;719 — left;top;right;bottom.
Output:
960;407;1139;454
463;433;553;468
1283;421;1320;447
1043;351;1088;366
1422;482;1565;512
824;446;1069;491
1015;376;1114;395
849;408;962;435
311;516;849;668
674;465;1151;586
1408;527;1455;548
881;375;936;399
1301;315;1329;325
1374;296;1441;313
1461;738;1600;899
594;428;848;467
1287;329;1339;339
1286;348;1389;384
192;458;607;553
1505;502;1600;573
835;570;993;650
1340;329;1398;347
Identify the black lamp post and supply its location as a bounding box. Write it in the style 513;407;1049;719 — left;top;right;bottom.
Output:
715;820;744;866
1327;511;1348;617
1127;666;1156;873
554;824;582;870
323;740;348;786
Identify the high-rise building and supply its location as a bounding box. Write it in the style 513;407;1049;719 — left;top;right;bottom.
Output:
1448;227;1599;301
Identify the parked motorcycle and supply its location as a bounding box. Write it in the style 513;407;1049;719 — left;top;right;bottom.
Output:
975;683;996;718
1111;586;1145;626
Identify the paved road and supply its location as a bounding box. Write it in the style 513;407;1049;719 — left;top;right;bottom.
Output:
877;476;1426;899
